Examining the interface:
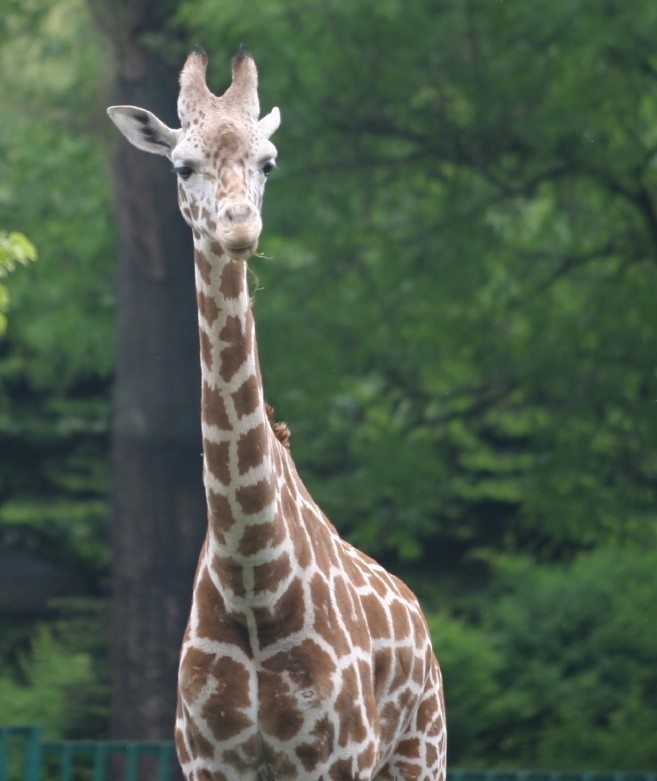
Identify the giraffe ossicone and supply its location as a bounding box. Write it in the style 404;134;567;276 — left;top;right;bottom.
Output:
108;47;446;781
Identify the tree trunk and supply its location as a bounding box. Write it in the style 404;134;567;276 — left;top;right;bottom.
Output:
91;5;206;740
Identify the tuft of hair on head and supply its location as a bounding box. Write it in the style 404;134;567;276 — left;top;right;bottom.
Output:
180;46;209;88
178;46;214;124
265;403;291;448
220;46;259;118
233;42;250;63
179;47;213;99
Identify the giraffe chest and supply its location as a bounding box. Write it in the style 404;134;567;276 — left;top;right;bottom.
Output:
176;646;378;781
175;535;442;780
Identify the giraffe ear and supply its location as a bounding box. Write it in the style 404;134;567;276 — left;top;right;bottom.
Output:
107;106;180;158
259;107;280;139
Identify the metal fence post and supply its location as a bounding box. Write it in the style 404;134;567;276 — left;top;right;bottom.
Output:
23;726;42;781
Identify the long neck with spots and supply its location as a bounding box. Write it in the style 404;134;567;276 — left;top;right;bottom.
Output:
195;239;282;604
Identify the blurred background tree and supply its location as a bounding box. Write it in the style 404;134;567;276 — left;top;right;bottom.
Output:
88;0;207;741
1;0;656;769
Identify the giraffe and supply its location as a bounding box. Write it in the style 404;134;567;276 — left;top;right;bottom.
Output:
107;47;446;781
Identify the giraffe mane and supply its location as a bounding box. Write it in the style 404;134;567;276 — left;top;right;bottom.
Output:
265;402;291;448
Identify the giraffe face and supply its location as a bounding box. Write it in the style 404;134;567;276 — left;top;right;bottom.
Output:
171;118;278;260
107;48;280;261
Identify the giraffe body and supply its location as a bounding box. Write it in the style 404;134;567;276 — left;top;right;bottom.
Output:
108;48;446;781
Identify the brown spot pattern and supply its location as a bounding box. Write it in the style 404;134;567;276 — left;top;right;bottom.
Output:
329;758;355;781
220;262;245;299
361;592;391;639
295;715;335;771
203;440;230;485
211;554;243;593
218;315;248;382
202;381;231;430
232;374;260;417
251;552;291;593
222;735;260;773
238;519;286;556
255;578;305;645
258;670;303;740
186;724;215;761
236;477;274;515
199;329;213;372
264;638;336;692
373;647;393;696
194;249;212;287
197;291;220;325
201;658;252;741
237;423;267;474
201;207;217;234
206;489;235;529
178;646;215;702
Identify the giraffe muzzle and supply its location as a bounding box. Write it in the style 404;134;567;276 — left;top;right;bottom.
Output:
218;201;262;259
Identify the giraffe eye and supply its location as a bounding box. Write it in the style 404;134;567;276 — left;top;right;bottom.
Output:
174;165;194;181
261;160;276;177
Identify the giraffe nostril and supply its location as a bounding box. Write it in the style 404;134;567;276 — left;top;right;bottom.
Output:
222;202;253;226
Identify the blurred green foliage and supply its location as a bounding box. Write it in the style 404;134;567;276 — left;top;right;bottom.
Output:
0;0;656;767
433;548;657;769
0;0;112;739
0;602;108;738
0;232;37;333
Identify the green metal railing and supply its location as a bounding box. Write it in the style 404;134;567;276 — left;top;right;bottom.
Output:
2;726;656;781
0;726;177;781
449;774;657;781
0;727;40;781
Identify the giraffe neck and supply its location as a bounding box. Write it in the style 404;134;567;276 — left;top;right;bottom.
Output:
194;240;292;614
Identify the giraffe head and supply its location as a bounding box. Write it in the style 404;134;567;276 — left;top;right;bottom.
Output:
107;47;280;260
